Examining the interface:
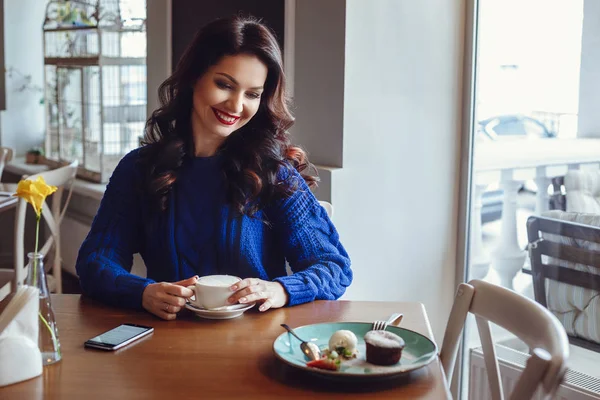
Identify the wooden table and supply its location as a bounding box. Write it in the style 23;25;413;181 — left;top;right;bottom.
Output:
0;295;451;399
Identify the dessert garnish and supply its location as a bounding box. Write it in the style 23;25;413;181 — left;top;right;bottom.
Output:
306;330;359;371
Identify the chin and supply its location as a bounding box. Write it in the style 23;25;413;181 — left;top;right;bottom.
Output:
207;130;234;142
215;128;235;138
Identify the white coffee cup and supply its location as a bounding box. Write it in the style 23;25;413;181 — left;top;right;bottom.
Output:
187;275;241;310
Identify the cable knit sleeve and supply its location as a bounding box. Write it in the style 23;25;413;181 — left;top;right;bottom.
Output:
271;167;352;306
75;149;154;309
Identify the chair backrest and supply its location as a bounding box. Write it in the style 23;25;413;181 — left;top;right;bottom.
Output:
440;279;569;400
0;147;13;180
564;169;600;213
549;176;566;211
13;161;78;289
318;201;333;218
527;212;600;351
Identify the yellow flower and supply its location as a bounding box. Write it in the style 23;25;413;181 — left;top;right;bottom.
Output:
14;176;58;217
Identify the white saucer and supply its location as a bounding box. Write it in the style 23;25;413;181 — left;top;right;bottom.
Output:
184;302;256;320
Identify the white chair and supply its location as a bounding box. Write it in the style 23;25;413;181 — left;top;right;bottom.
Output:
11;160;78;294
0;272;11;303
440;279;569;400
318;200;333;218
0;148;16;300
0;147;13;181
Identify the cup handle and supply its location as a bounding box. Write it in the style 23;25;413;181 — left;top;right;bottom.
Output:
186;285;196;304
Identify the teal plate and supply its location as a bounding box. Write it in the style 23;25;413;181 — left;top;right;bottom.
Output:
273;322;438;380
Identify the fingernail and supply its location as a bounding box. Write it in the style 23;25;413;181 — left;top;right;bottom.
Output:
240;297;247;303
259;305;265;312
230;285;237;291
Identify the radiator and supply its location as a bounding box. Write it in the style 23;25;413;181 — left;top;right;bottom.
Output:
60;215;89;277
470;345;600;399
61;215;146;278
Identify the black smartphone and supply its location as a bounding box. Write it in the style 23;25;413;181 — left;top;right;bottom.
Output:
84;323;154;351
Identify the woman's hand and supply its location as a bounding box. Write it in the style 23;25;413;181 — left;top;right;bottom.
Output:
142;276;198;320
228;278;289;312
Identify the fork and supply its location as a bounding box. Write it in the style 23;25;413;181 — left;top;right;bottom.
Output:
372;313;404;331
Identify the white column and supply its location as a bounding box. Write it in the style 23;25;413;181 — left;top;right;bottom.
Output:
578;0;600;138
534;166;550;215
284;0;296;99
470;183;490;280
492;171;526;289
146;0;172;118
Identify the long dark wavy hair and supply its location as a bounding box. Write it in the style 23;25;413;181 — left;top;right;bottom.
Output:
139;15;317;216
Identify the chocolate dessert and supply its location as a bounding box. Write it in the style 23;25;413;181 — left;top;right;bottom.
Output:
364;330;405;366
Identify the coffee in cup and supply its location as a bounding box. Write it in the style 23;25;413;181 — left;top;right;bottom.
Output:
187;275;241;310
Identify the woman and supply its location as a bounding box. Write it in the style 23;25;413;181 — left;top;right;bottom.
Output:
76;15;352;320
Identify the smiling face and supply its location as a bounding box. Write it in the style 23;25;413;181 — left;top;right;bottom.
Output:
190;53;268;156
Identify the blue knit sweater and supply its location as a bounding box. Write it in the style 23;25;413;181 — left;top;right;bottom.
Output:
174;154;223;279
75;149;352;309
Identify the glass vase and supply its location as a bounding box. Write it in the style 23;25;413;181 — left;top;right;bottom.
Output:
25;252;62;365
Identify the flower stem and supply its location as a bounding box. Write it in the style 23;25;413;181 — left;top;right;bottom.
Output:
38;311;61;357
33;214;40;287
33;213;60;358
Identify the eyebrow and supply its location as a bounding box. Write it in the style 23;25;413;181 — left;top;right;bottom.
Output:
216;72;264;91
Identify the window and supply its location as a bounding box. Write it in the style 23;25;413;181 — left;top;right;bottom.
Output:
43;0;147;182
463;0;600;397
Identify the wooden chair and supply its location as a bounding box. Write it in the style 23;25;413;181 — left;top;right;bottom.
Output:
440;279;569;400
10;160;78;294
527;214;600;352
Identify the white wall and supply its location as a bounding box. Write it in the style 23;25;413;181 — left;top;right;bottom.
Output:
1;0;46;154
577;0;600;138
322;0;464;342
141;0;467;342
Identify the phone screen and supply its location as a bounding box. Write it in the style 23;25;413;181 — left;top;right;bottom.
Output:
85;324;154;351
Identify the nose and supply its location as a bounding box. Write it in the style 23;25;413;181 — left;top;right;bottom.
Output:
226;92;244;115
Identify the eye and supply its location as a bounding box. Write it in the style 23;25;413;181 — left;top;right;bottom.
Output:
246;92;261;100
215;80;233;90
